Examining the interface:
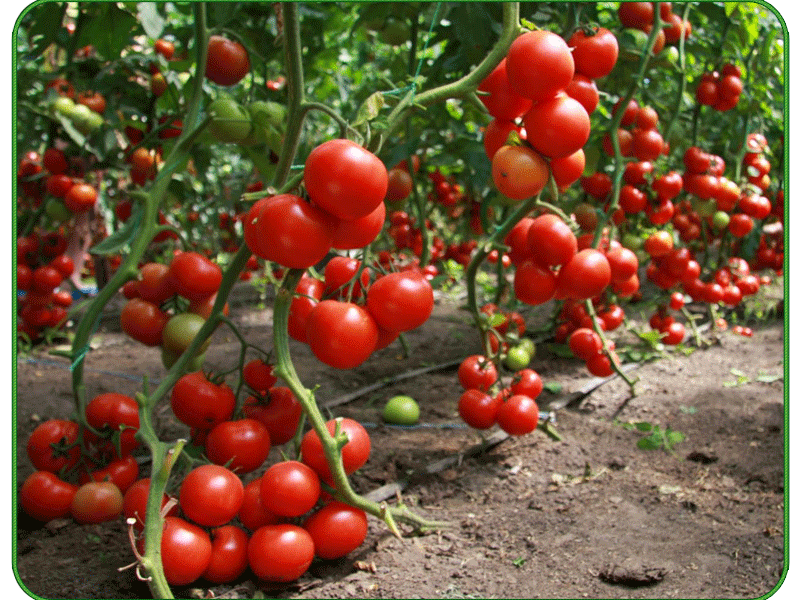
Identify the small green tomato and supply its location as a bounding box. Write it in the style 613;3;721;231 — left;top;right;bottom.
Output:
383;395;420;425
504;346;531;371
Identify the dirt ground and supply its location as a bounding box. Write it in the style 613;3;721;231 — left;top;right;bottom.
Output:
13;282;786;599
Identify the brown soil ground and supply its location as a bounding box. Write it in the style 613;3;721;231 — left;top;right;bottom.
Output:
14;283;786;599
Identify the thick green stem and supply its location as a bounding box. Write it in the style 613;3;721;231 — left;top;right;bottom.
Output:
584;300;638;394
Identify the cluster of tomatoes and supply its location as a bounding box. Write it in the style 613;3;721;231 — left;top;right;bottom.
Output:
696;63;744;112
119;251;224;369
605;99;667;164
16;231;76;341
618;2;691;52
21;392;141;525
286;257;434;370
456;354;543;436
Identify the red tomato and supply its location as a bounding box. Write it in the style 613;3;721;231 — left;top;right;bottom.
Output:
304;139;389;221
477;58;533;120
42;147;69;174
514;260;557;306
243;387;303;446
288;275;325;343
238;479;282;531
203;525;249;583
484;118;523;161
605;246;639;283
632;127;665;162
120;298;168;346
170;371;236;430
49;254;75;278
179;464;244;527
85;392;140;458
242;359;278;392
206;35;250;86
31;265;63;294
260;460;321;518
506;30;575;101
556;249;611;300
205;419;271;474
527;213;578;268
586;352;616;377
331;200;386;250
45;173;73;198
248;524;315;582
568;27;618;79
568;327;603;360
300;417;371;481
303;501;369;560
70;481;123;524
26;419;80;473
17;264;32;291
161;517;213;586
662;322;686;345
154;38;175;59
458;355;498;391
458;389;501;429
305;301;378;369
323;256;369;301
564;73;599;114
497;395;539;436
167;252;222;301
365;270;434;333
550;149;586;189
728;213;754;238
80;455;139;493
244;194;335;269
491;145;549;200
122;478;177;529
63;182;97;212
581;172;612;200
523;94;591;159
20;471;78;521
510;369;544;400
618;2;654;28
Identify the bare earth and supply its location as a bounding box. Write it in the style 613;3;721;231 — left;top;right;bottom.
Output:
14;284;786;599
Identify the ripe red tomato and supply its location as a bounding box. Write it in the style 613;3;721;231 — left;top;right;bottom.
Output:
300;417;371;481
76;90;106;114
556;249;611;300
568;27;618;79
154;38;175;59
644;231;674;258
179;464;244;527
497;394;539;436
288;275;325;343
632;127;665;162
120;298;168;346
161;516;213;586
618;2;654;28
242;387;303;446
45;173;73;198
605;246;639;283
385;167;414;202
206;35;250;86
506;30;574;101
49;254;74;278
63;182;97;212
568;327;603;360
238;479;281;531
304;139;388;221
491;145;549;201
70;481;123;524
303;501;369;560
510;369;543;400
458;389;501;429
31;265;63;293
135;262;174;304
527;214;578;268
728;213;754;238
80;455;139;493
17;264;32;291
586;352;617;377
564;74;599;114
167;252;222;301
243;358;278;392
550;149;586;189
248;524;315;582
305;300;378;369
323;256;369;301
205;419;271;474
260;460;321;518
483;118;523;160
523;94;591;159
662;322;686;345
331;200;386;250
85;392;140;458
42;147;69;174
20;471;78;521
477;58;533;120
514;260;557;306
26;419;80;473
244;194;335;268
458;355;498;391
365;270;434;333
203;525;250;584
122;478;177;529
170;371;235;430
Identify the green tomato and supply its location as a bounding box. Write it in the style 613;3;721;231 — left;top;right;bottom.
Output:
162;313;211;357
504;346;531;372
712;210;731;230
70;104;103;133
621;233;643;251
208;95;253;143
516;338;536;359
383;395;420;425
50;96;76;117
248;100;286;129
695;199;716;218
45;198;71;223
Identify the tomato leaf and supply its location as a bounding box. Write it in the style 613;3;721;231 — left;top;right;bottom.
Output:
543;381;562;394
637;437;662;451
75;4;138;60
353;92;385;127
89;204;143;256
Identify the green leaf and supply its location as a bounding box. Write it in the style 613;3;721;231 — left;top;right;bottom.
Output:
23;2;67;55
137;2;165;39
756;372;783;383
76;4;138;60
637;437;662;451
353;91;386;126
665;430;685;447
548;343;574;358
543;381;563;394
90;204;143;255
634;421;654;432
488;314;507;328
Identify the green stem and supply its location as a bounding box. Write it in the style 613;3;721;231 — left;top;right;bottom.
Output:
584;300;638;394
661;3;692;144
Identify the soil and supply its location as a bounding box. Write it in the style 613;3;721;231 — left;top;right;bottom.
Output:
13;283;786;600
